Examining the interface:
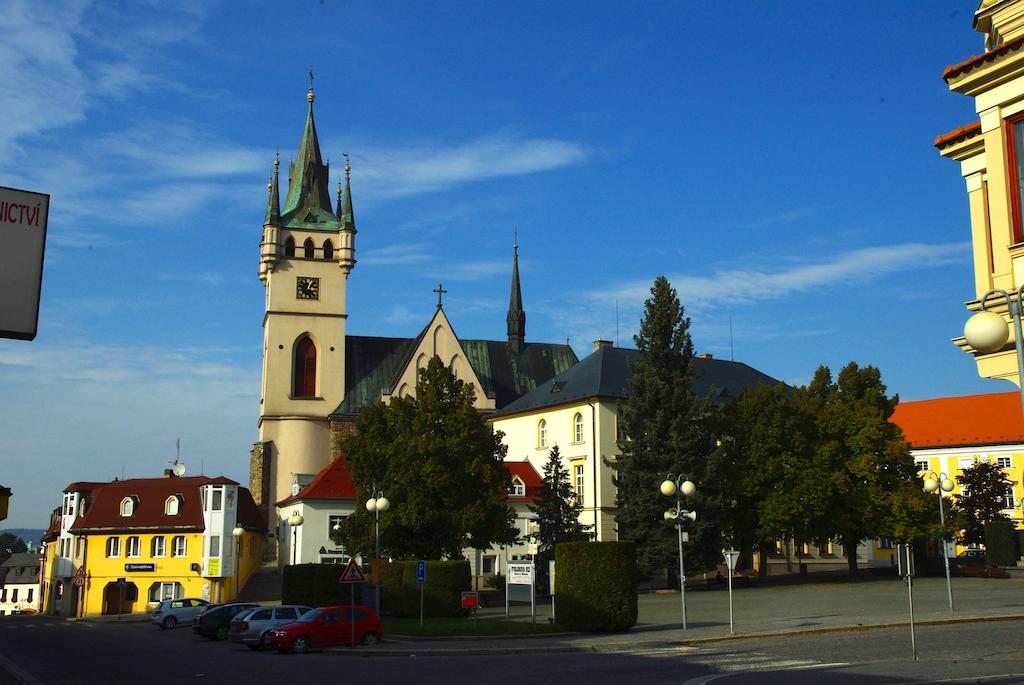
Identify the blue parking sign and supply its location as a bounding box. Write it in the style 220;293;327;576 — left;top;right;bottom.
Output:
416;560;426;583
116;577;126;587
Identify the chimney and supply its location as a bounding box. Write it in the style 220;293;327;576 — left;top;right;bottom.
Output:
593;339;613;352
699;353;713;359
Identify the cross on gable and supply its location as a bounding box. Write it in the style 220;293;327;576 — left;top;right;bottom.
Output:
433;283;448;308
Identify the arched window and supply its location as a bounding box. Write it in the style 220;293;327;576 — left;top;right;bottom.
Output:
303;238;315;259
165;496;179;516
322;239;334;260
293;336;317;398
538;419;548;448
120;497;134;517
284;236;296;257
573;412;584;443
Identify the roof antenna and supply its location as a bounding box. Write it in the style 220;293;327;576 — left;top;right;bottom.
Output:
615;299;619;348
730;316;735;361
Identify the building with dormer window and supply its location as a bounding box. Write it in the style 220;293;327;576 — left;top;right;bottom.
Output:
39;474;265;617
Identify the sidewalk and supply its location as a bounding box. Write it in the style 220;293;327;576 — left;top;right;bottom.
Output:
328;576;1024;656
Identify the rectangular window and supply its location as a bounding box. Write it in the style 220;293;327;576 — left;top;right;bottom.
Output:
958;457;975;470
172;536;186;558
878;537;894;550
997;456;1013;469
574;464;585;505
126;536;141;558
510;480;525;497
26;589;33;604
152;536;166;558
1008;116;1024;244
482;556;495;575
106;537;120;558
209;535;220;557
74;537;83;558
1003;486;1015;510
211;488;223;511
914;460;929;472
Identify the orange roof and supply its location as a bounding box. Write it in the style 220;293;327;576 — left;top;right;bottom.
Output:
277;453;357;506
943;35;1024;81
891;391;1024;448
934;121;982;149
505;460;543;501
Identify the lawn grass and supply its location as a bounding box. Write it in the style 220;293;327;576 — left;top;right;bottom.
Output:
383;615;564;637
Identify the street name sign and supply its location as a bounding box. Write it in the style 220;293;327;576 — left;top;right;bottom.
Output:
125;563;155;572
338;558;366;583
0;186;49;340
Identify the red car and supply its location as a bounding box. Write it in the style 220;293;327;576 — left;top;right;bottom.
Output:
268;605;382;653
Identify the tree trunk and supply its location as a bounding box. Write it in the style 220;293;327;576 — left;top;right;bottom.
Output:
757;543;769;578
844;540;859;576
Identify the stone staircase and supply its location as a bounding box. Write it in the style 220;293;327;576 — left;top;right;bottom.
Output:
238;567;282;604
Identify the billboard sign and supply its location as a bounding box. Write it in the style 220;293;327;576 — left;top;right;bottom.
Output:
0;186;49;340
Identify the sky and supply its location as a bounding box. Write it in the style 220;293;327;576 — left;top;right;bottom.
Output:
0;0;1001;528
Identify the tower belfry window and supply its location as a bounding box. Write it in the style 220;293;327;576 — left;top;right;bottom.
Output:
285;237;296;257
294;336;317;398
303;238;315;259
323;239;334;260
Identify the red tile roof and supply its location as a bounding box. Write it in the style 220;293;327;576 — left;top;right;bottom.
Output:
66;475;265;533
505;460;543;501
277;454;357;506
890;391;1024;448
943;35;1024;81
934;121;982;149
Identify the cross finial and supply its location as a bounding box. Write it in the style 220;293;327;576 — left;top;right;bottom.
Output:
433;283;448;308
307;65;315;103
513;226;518;252
274;148;280;168
343;152;351;179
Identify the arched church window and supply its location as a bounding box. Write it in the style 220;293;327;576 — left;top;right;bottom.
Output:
323;239;334;260
573;412;584;443
293;336;317;398
304;238;315;259
285;237;296;257
538;419;548;449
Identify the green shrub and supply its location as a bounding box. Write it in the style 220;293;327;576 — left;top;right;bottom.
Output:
985;520;1017;566
282;563;365;607
401;560;471;618
485;573;505;591
555;542;637;632
372;559;410;617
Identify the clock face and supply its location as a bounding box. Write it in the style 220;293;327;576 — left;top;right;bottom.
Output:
296;276;320;300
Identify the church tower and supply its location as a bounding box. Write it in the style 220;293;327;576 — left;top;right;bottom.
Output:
255;78;357;523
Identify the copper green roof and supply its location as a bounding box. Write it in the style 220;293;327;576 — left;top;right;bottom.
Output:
496;346;783;416
281;88;341;230
331;335;578;416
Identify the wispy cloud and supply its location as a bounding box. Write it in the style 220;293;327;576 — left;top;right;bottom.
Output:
337;132;589;199
745;206;819;228
441;260;508;281
360;243;433;266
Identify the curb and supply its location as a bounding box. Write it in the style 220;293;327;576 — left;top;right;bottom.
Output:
319;613;1024;658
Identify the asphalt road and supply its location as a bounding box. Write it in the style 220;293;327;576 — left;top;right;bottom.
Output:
2;615;1024;684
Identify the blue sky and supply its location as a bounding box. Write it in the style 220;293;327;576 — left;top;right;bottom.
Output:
0;0;998;527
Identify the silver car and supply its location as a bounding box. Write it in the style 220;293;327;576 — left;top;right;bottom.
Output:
228;604;312;650
150;598;210;629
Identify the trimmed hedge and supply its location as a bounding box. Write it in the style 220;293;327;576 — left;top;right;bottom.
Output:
372;559;410;617
555;542;637;632
282;563;366;607
985;520;1017;566
400;560;471;618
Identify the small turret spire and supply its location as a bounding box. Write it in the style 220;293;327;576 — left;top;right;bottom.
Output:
507;236;526;353
264;152;281;225
340;152;356;231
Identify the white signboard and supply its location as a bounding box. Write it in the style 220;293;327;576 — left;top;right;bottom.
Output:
0;186;49;340
507;562;534;585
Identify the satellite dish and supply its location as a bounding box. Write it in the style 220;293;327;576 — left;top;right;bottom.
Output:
172;462;186;477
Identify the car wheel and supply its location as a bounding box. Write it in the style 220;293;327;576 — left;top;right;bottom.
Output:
292;635;310;654
216;626;229;640
361;631;380;646
162;616;178;629
256;632;270;650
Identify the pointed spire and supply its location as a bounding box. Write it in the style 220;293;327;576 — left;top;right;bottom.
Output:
340;153;356;231
264;153;281;225
507;235;526;353
282;71;335;223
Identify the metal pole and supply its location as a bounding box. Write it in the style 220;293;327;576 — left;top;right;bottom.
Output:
350;584;355;647
677;491;687;630
419;581;425;629
907;573;917;661
727;562;734;636
292;525;297;566
1011;296;1024;414
375;508;381;616
938;491;954;612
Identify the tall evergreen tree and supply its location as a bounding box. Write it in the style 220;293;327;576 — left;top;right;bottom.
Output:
529;445;592;551
614;276;723;579
953;460;1016;546
338;356;518;559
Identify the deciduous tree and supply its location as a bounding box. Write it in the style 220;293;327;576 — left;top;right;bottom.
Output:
953;460;1016;546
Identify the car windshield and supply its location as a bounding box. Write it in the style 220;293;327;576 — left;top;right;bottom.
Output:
296;608;320;623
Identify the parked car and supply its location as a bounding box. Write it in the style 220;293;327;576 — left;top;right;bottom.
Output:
191;602;260;640
150;598;210;629
268;605;382;653
229;604;312;650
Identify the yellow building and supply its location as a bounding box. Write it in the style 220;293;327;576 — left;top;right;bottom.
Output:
40;475;265;617
939;0;1024;386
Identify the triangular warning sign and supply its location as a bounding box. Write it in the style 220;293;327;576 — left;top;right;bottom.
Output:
338;558;366;584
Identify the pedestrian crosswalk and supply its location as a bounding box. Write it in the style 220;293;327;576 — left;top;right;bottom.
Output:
610;644;848;674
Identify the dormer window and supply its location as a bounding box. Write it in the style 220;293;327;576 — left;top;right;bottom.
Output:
120;497;135;517
510;477;526;498
165;496;180;516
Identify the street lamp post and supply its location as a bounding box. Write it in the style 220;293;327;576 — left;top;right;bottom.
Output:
964;287;1024;411
922;472;956;612
287;511;304;566
660;474;697;630
232;526;244;600
365;487;390;615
